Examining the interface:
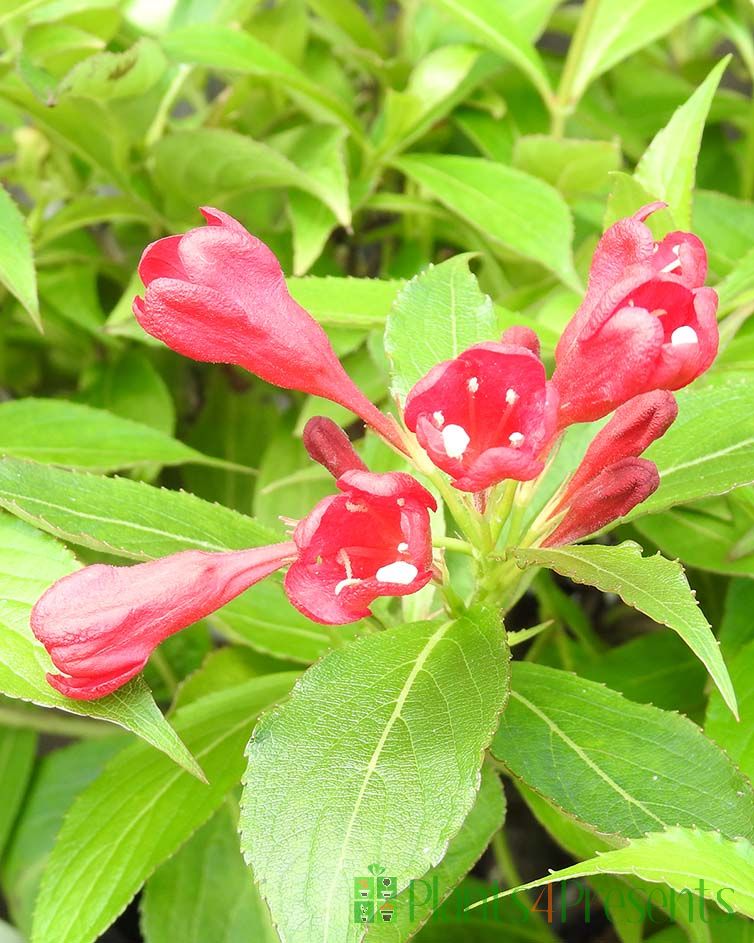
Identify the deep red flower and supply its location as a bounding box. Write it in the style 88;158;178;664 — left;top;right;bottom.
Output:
543;458;660;547
556;390;677;512
553;202;718;426
285;469;436;624
133;207;405;453
403;342;558;493
31;544;296;700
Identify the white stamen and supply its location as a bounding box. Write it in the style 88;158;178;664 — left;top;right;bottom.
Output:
505;388;519;405
375;561;419;584
335;577;362;595
397;498;405;507
509;432;525;448
345;501;367;513
397;542;409;553
467;376;479;393
432;410;444;427
441;424;470;459
671;325;698;346
627;299;635;307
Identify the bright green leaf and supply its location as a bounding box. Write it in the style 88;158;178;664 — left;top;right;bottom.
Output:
0;399;245;473
384;255;497;401
425;0;553;103
0;727;36;858
0;185;39;329
492;663;754;843
394;154;580;289
472;827;754;921
241;609;509;943
141;805;278;943
515;541;737;717
0;458;279;560
31;673;298;943
634;58;728;229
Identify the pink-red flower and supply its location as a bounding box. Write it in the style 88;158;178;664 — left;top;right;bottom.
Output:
404;342;558;493
553;202;718;426
544;390;676;546
285;466;436;625
31;545;296;700
31;418;436;699
133;207;405;453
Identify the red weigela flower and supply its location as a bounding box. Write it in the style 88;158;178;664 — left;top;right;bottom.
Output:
556;390;677;511
404;342;558;493
543;458;660;547
133;207;405;452
285;469;436;624
31;544;296;700
553;202;718;426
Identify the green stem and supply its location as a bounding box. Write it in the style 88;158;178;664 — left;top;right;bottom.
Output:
551;0;602;137
433;536;475;557
145;64;191;148
491;830;559;943
0;705;112;738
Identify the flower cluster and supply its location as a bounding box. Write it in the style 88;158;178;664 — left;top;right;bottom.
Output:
31;204;718;699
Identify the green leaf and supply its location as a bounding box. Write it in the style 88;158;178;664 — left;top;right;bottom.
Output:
0;458;279;560
706;638;754;781
0;184;39;329
365;765;506;942
394;154;580;289
376;46;498;159
634;58;728;229
211;580;356;664
603;171;676;233
288;276;405;329
565;0;717;105
0;727;36;858
79;350;175;435
141;805;278;943
472;827;754;921
0;399;245;473
0;512;204;776
513;135;622;199
1;737;126;936
716;245;754;316
58;37;167;101
625;376;754;519
30;673;298;943
384;255;497;401
152;129;350;225
692;189;754;278
425;0;553;103
515;541;737;717
492;663;754;843
162;25;362;138
35;195;150;247
633;499;754;579
240;609;509;943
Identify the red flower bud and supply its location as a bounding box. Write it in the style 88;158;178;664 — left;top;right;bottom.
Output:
500;325;540;356
31;544;295;700
303;417;367;479
404;342;558;493
543;457;659;547
285;470;436;624
553;203;718;426
557;390;677;511
133;207;405;453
